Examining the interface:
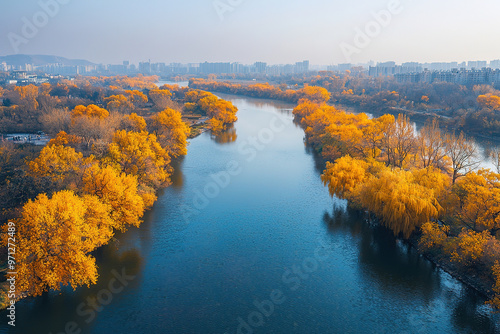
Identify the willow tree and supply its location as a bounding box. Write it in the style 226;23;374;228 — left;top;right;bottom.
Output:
418;119;447;169
321;155;369;203
359;168;442;238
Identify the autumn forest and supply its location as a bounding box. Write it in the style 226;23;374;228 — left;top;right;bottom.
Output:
1;74;500;330
0;76;238;302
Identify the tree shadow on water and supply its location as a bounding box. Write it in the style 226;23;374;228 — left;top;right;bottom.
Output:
323;207;500;333
11;244;143;334
210;125;237;145
323;207;443;301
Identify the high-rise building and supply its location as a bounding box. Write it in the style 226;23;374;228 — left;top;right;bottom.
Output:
139;61;151;74
254;62;267;73
468;60;487;69
199;62;232;74
295;60;309;73
490;60;500;69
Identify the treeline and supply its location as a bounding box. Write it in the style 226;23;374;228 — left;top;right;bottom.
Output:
189;76;500;138
290;90;500;309
0;75;237;134
0;76;238;300
281;73;500;138
189;78;330;104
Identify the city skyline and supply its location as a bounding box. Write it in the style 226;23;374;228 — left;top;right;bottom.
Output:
3;53;500;70
1;0;500;65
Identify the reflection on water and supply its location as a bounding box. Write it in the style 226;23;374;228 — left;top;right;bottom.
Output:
210;124;238;144
323;206;499;334
170;157;185;189
11;242;143;334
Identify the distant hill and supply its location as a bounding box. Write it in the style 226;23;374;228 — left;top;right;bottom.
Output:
0;54;94;67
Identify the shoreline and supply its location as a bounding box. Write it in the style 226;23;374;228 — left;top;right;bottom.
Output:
211;89;499;305
405;234;495;301
190;90;498;303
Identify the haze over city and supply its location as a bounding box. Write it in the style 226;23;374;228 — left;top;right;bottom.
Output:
1;0;500;65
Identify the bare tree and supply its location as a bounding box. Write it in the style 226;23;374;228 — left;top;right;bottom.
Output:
70;112;123;149
445;131;480;183
490;147;500;173
383;114;417;168
418;119;447;169
39;108;71;135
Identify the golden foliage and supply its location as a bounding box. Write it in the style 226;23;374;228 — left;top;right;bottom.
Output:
107;130;172;188
450;229;492;266
71;104;110;120
28;144;92;183
477;94;500;110
149;89;174;111
47;131;81;147
300;85;331;103
6;191;101;297
359;168;442;238
382;114;416;168
104;94;133;113
412;166;451;201
455;170;500;234
420;221;449;250
321;156;368;201
82;164;145;231
292;99;321;119
126;113;147;132
152;108;190;158
14;84;39;111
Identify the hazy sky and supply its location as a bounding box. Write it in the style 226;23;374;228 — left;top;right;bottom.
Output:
1;0;499;65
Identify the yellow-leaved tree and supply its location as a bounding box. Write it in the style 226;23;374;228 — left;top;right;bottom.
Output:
292;99;320;120
198;95;238;132
14;84;39;112
107;130;172;188
454;170;500;235
300;85;331;103
6;191;107;297
359;168;442;238
450;229;492;266
28;144;93;186
321;156;369;203
149;89;174;111
82;164;146;231
70;104;121;148
151;108;191;158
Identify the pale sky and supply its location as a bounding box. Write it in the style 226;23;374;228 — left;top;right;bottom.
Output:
1;0;499;65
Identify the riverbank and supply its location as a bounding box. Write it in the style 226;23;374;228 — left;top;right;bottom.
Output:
407;234;496;300
336;101;500;144
212;89;500;307
296;96;500;310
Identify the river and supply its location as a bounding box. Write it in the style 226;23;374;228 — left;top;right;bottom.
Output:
2;95;500;333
